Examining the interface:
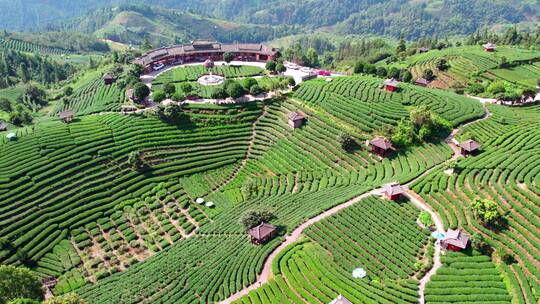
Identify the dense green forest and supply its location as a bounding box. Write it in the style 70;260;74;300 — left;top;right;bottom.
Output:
0;0;538;40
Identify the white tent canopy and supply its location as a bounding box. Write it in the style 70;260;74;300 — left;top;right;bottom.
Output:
352;268;367;279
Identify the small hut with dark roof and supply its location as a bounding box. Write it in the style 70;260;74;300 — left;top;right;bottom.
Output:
248;222;277;245
288;111;306;129
0;122;7;132
383;78;400;92
415;78;429;87
418;47;430;53
369;137;394;157
58;110;75;123
103;74;116;85
382;182;407;201
459;139;480;156
329;295;353;304
441;229;470;251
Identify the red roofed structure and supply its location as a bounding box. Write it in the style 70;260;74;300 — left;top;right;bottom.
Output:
329;295;353;304
483;42;496;52
248;222;277;244
383;78;400;92
369;137;394;157
382;182;407;201
459;139;480;156
441;229;470;251
415;78;429;87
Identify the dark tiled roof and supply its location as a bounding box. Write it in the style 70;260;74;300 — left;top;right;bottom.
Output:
383;182;406;196
443;229;470;249
0;122;7;131
416;78;429;85
103;73;115;80
384;78;400;87
288;111;305;121
133;41;278;66
459;139;480;152
58;110;74;119
330;295;353;304
370;137;393;150
248;222;276;240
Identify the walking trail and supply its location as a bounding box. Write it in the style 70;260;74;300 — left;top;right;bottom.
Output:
218;94;493;304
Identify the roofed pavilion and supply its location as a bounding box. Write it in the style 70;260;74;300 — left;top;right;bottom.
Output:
58;110;75;123
248;222;277;245
369;137;394;157
459;139;480;156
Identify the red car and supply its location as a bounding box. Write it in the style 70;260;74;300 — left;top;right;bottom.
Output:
318;70;332;76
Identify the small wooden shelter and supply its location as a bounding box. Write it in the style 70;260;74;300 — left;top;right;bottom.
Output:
121;105;138;114
329;295;353;304
288;111;306;129
382;182;406;201
0;122;7;132
58;110;75;123
103;73;116;85
459;139;480;156
248;222;277;245
383;78;400;92
415;78;429;87
369;137;394;157
418;47;430;53
441;229;470;251
483;42;496;52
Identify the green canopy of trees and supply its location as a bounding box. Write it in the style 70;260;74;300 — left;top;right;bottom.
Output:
241;210;275;230
471;198;502;226
0;265;43;304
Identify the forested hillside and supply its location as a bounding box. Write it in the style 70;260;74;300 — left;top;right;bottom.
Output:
0;0;538;39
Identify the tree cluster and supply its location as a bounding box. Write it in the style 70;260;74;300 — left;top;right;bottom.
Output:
471;198;502;226
240;209;275;230
387;106;452;147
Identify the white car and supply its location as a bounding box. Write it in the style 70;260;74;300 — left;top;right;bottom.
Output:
300;67;312;73
153;63;165;71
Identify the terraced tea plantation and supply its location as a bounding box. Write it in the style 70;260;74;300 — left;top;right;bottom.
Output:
412;104;540;303
51;70;125;115
0;38;74;55
2;65;540;304
234;196;429;304
406;45;540;90
425;251;511;303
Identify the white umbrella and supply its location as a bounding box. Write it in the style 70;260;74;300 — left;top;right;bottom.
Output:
195;198;204;204
352;268;366;279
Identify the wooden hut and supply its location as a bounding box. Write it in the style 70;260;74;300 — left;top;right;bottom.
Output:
415;78;429;87
441;229;470;251
459;139;480;156
58;110;75;123
382;182;406;201
329;295;353;304
0;122;7;132
418;47;430;53
288;111;306;129
103;74;116;85
383;78;400;92
483;42;496;52
369;137;394;157
248;222;277;245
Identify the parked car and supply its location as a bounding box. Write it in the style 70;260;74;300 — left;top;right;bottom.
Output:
153;63;165;71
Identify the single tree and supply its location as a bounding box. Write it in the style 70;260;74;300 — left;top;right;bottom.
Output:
179;83;194;96
223;52;234;64
337;132;355;151
241;210;275;229
276;63;286;74
471;198;502;226
436;58;449;71
133;83;150;102
127;151;144;170
249;85;263;96
152;90;166;103
163;83;176;96
265;61;277;73
63;86;73;97
305;48;319;67
141;37;153;52
226;82;245;98
353;61;366;74
422;69;435;81
0;265;43;304
0;98;12;112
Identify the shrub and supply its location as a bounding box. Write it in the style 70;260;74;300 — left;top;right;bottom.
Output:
152;90;166;103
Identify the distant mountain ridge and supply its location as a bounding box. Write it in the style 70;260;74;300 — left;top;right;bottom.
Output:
0;0;538;40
